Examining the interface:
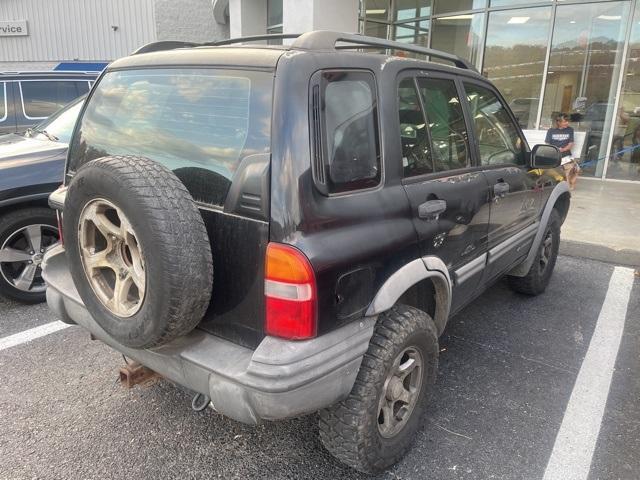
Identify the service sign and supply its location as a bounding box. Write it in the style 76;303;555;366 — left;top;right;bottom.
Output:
0;20;28;37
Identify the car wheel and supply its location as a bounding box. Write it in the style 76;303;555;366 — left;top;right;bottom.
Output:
63;156;213;349
318;304;438;474
507;209;560;296
0;207;59;304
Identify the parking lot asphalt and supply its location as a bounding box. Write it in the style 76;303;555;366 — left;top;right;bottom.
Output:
0;255;638;480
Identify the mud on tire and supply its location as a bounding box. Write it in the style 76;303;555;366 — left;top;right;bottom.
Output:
63;156;213;349
318;304;439;474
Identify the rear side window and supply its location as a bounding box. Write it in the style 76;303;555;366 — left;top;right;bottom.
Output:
20;80;89;119
68;68;273;207
312;70;381;194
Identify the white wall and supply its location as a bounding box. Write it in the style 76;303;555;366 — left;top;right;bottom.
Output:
229;0;267;38
0;0;157;63
284;0;358;34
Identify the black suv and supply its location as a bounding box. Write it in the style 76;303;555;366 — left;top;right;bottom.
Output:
43;32;570;473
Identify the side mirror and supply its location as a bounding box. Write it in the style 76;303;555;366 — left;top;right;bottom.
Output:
531;144;562;169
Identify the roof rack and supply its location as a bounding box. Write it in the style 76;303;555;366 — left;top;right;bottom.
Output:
131;31;475;71
132;40;198;55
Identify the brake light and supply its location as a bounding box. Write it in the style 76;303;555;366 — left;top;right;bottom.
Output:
264;243;317;339
56;210;64;246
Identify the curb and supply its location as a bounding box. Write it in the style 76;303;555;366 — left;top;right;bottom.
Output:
560;240;640;268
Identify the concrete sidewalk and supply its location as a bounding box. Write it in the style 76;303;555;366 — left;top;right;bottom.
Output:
560;178;640;266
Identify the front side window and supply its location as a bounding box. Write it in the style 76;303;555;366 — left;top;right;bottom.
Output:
21;80;89;119
69;68;273;207
314;70;381;193
464;83;526;166
417;77;469;172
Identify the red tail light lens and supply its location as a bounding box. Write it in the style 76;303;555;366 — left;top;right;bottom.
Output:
265;243;317;339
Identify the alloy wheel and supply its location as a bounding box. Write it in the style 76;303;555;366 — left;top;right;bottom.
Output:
377;346;424;438
0;224;58;293
78;199;146;317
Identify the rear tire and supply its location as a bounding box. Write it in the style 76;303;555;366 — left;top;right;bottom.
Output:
64;156;213;349
318;305;438;474
508;209;560;296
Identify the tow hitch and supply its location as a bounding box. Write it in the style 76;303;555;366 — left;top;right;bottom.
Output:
119;361;160;388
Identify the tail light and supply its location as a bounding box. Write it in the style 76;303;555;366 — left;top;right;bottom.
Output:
264;243;317;339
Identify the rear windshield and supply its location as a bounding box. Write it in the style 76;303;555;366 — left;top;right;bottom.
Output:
68;68;273;207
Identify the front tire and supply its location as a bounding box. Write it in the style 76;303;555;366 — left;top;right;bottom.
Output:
319;305;438;474
508;209;561;296
0;207;59;304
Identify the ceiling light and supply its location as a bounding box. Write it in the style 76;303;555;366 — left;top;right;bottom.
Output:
366;9;386;15
570;20;576;24
508;17;530;24
440;14;473;20
597;15;621;20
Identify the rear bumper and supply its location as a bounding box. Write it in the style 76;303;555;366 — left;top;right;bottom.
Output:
43;245;375;424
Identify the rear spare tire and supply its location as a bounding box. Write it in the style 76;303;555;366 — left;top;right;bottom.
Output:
64;156;213;349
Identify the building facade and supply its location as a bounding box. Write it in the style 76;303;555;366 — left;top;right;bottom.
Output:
2;0;638;182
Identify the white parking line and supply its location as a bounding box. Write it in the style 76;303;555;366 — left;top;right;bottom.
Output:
543;266;636;480
0;321;71;352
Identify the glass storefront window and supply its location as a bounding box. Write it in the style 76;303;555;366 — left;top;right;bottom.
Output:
607;5;640;181
431;13;484;66
395;0;431;21
433;0;486;15
490;0;551;7
540;1;629;178
483;7;552;130
364;20;389;39
363;0;390;21
394;20;430;47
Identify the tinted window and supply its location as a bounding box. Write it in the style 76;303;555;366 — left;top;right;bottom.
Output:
0;83;5;121
417;78;469;171
69;68;273;207
464;83;526;166
30;96;84;144
316;70;380;193
398;77;432;177
21;80;89;118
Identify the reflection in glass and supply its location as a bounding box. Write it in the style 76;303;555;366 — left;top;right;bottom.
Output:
364;20;389;39
394;20;429;48
431;13;484;67
364;0;390;21
433;0;486;15
394;0;431;21
267;0;283;27
540;1;629;178
607;5;640;181
490;0;551;7
482;7;551;130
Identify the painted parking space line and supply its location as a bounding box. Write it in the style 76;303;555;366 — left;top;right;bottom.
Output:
0;321;70;352
542;266;636;480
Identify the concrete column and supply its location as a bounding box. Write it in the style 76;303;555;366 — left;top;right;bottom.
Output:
283;0;358;34
154;0;229;43
229;0;268;38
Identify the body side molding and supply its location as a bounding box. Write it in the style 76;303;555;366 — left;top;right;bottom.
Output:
509;181;570;277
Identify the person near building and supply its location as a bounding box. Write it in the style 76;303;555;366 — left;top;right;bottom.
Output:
545;113;579;190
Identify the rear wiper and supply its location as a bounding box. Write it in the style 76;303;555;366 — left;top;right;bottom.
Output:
30;127;58;142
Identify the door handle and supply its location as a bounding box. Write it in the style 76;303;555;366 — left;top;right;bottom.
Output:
418;199;447;220
494;182;510;198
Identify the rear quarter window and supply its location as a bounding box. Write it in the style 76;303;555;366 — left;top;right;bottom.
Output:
68;68;273;207
20;80;89;119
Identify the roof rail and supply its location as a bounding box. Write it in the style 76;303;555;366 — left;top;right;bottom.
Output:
130;31;475;71
132;40;198;55
205;33;301;46
292;31;475;70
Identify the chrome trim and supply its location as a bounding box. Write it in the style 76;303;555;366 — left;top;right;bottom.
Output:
454;253;487;285
488;222;538;265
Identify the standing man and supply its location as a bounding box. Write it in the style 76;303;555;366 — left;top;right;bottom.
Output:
545;113;579;190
